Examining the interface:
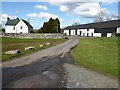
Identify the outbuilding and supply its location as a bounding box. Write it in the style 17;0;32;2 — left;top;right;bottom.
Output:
63;20;120;37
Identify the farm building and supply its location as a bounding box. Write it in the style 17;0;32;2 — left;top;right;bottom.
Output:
63;20;120;37
5;18;33;33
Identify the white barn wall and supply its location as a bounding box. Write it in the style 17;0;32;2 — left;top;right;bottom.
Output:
93;33;101;37
63;29;102;37
77;29;81;35
82;29;87;36
88;29;94;37
77;29;86;36
15;20;28;33
64;30;69;35
107;33;112;37
117;27;120;33
71;30;76;35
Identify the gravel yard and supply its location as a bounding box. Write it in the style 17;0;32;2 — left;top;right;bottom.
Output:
64;63;118;88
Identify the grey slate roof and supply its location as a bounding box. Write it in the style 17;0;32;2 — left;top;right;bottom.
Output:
5;19;33;29
63;20;120;30
22;19;33;29
5;19;19;26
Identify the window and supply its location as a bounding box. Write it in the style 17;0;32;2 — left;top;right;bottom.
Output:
20;26;23;29
13;26;15;30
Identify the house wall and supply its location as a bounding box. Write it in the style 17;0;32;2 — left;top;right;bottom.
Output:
5;20;29;34
15;20;28;33
5;26;16;33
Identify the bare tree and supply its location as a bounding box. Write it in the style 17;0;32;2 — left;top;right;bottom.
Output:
72;22;80;26
111;14;119;20
94;9;106;22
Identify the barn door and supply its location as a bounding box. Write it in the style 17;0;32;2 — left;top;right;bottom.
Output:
91;33;93;37
87;33;89;37
80;31;82;36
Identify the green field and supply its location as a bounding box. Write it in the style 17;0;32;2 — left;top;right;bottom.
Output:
71;37;118;77
2;37;67;61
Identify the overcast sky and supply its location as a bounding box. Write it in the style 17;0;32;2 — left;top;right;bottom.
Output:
0;0;119;29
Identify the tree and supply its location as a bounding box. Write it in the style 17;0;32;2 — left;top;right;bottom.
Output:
41;17;61;33
94;13;119;23
72;22;80;26
55;18;60;33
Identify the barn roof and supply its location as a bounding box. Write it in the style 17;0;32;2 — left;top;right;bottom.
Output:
63;20;120;30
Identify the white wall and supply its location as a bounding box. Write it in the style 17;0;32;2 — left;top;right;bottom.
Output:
107;33;112;37
93;33;101;37
117;27;120;33
88;29;94;37
64;28;101;37
77;29;87;36
82;29;87;36
71;30;76;35
5;26;16;33
77;29;82;36
5;20;29;33
15;20;28;33
64;30;69;35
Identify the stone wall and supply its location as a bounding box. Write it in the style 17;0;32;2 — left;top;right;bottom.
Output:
2;33;64;39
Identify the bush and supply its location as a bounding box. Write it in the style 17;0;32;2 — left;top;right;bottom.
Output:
115;33;120;37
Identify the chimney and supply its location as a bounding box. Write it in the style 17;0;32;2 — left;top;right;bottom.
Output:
17;18;19;20
7;17;10;21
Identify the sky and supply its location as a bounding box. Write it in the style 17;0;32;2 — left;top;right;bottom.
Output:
0;0;119;29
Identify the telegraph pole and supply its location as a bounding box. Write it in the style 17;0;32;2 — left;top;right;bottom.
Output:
28;18;30;33
57;23;58;38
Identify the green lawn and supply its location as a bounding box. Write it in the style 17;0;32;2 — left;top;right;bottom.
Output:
71;37;118;77
2;37;67;61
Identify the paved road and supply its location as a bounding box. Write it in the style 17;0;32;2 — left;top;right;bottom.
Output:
2;37;118;88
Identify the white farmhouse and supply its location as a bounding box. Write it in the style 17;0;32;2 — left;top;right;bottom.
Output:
5;18;33;33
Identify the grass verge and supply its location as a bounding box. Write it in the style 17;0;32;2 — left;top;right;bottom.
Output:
2;37;67;61
71;37;118;77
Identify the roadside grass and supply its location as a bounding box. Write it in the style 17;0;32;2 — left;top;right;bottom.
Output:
2;37;67;61
71;37;118;77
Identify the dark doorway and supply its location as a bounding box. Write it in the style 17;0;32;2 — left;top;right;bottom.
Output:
79;31;82;36
75;29;77;35
87;33;89;37
91;33;93;37
69;30;71;35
